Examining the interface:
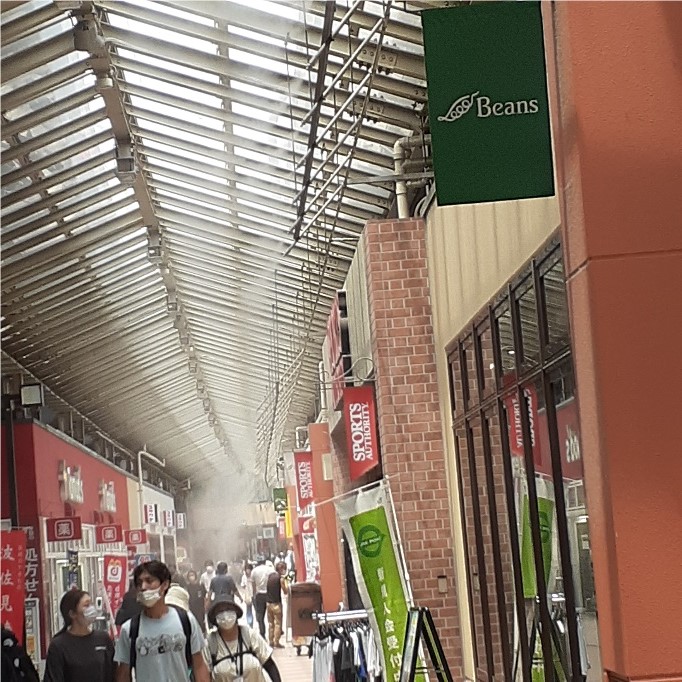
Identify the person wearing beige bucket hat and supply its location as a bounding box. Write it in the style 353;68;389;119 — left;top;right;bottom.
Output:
204;597;281;682
165;584;191;612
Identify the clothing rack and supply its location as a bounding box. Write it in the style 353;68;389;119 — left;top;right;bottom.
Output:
312;609;368;624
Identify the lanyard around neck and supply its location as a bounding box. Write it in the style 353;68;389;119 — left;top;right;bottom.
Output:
219;629;244;676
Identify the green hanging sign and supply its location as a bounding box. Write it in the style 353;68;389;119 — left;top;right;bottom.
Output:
521;495;555;599
421;2;555;206
273;487;288;515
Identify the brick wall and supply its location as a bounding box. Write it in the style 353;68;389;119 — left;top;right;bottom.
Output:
362;218;464;676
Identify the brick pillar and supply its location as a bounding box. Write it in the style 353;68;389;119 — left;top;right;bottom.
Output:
363;218;463;676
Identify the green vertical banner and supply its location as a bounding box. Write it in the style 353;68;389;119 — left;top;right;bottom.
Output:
337;481;424;682
521;495;555;598
421;2;555;205
273;487;288;515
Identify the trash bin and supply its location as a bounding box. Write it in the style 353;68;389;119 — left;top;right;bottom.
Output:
290;582;322;638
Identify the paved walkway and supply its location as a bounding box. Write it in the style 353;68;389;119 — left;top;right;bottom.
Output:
271;642;313;681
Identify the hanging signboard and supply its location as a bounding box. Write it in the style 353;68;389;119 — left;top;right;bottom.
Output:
24;598;41;667
124;529;147;546
337;481;423;682
96;524;123;544
143;503;159;525
162;510;175;528
298;516;320;583
294;450;315;515
343;385;380;481
0;530;27;643
46;516;83;542
421;2;554;205
67;549;80;590
273;487;288;514
103;555;127;619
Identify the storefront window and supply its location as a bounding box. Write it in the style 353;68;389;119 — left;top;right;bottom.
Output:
450;242;601;681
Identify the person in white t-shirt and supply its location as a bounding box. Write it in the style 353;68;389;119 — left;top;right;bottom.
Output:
249;559;275;638
200;560;215;594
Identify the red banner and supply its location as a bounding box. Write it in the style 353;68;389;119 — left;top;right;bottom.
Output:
294;450;315;514
103;555;127;619
0;531;26;643
124;529;147;546
46;516;82;542
95;524;123;544
127;546;137;578
343;385;380;481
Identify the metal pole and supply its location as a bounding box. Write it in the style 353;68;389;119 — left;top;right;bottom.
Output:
4;399;20;527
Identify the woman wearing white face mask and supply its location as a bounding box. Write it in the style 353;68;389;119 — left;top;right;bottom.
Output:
44;589;115;682
205;597;282;682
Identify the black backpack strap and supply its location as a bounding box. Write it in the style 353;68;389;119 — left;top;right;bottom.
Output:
129;613;141;671
169;604;193;671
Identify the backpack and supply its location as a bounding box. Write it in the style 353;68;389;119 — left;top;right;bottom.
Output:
129;604;193;672
1;629;39;682
207;626;257;673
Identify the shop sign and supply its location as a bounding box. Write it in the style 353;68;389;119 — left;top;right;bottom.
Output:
278;516;286;539
143;503;159;525
297;516;319;583
127;546;137;577
134;553;156;566
337;481;417;682
99;480;117;513
46;516;83;542
505;386;539;460
24;598;41;668
67;549;80;589
95;524;123;544
162;510;175;528
294;450;315;516
103;555;127;618
521;495;555;598
0;530;27;643
176;513;186;530
326;290;351;410
273;488;288;514
421;2;554;205
59;461;84;504
124;528;147;546
343;385;380;481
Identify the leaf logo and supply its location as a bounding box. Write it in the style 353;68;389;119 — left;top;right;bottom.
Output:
438;91;479;122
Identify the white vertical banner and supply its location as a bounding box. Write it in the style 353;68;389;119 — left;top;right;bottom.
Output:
336;479;424;682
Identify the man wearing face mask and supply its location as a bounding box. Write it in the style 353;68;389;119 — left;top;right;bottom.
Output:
44;589;115;682
204;597;282;682
200;560;216;594
114;560;210;682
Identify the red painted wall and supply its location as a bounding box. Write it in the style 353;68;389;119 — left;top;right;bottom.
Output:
1;424;10;519
30;423;131;526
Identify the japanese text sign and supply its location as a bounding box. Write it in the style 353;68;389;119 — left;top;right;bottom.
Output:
0;531;27;644
46;516;82;542
343;385;380;481
95;524;123;544
124;529;147;546
143;503;159;525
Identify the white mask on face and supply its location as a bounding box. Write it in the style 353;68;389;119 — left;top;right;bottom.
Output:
137;588;162;607
82;605;98;624
206;567;214;575
216;611;238;630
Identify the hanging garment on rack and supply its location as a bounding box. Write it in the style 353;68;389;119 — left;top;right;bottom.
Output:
312;621;381;682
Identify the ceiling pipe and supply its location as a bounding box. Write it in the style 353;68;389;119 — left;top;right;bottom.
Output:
393;134;432;219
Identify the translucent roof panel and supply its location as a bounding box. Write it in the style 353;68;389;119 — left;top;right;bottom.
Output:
1;0;430;488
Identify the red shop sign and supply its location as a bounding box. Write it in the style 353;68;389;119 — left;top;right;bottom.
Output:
46;517;82;542
343;384;380;481
124;529;147;546
95;524;123;544
294;450;315;515
127;546;137;578
0;530;27;643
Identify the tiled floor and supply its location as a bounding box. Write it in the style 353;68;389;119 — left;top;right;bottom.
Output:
271;642;313;681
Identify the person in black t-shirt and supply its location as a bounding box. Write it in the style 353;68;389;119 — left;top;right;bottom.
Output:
209;562;239;604
185;570;207;633
44;589;115;682
265;562;289;648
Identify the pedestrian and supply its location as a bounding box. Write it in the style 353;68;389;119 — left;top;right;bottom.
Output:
240;563;254;628
186;570;208;633
114;580;142;627
209;562;239;604
43;589;115;682
204;597;281;682
1;626;39;682
265;562;289;649
249;558;274;638
168;564;188;590
114;560;209;682
200;561;215;593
